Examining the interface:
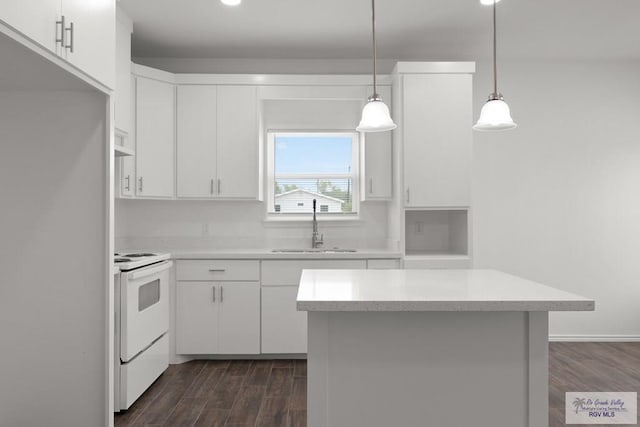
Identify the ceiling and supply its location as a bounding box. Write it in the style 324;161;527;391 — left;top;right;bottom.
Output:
120;0;640;61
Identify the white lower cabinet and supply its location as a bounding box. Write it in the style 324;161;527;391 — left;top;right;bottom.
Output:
175;258;400;356
176;282;219;354
261;286;307;354
260;259;367;354
217;282;260;354
175;259;260;355
176;281;259;355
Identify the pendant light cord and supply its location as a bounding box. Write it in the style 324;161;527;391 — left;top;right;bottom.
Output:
492;0;498;97
371;0;378;97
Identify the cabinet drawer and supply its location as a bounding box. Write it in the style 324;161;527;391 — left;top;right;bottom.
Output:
176;260;260;281
261;260;366;286
367;259;402;269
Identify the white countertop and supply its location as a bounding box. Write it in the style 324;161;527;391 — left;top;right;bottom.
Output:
296;269;595;312
168;249;402;260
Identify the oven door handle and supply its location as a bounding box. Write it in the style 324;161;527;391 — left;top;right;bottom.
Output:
127;260;173;281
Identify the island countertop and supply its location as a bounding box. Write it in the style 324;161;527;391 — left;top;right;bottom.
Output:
296;269;594;312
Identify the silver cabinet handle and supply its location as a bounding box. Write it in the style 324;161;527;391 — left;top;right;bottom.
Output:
217;179;221;195
138;177;143;192
212;285;216;302
220;286;223;303
208;269;226;272
210;179;214;195
369;177;373;194
125;175;130;191
65;21;74;53
55;16;66;48
406;188;410;203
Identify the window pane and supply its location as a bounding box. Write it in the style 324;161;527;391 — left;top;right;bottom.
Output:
275;135;352;174
274;178;353;213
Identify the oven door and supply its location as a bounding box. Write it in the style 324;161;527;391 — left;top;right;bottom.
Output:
120;261;172;362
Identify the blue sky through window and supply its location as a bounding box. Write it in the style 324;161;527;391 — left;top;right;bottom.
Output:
274;135;352;174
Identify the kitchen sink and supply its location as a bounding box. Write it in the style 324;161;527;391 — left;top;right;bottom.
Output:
271;248;357;253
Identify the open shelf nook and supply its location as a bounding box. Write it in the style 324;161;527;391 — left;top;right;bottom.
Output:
404;209;469;257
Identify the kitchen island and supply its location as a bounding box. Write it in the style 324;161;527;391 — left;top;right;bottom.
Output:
297;269;594;427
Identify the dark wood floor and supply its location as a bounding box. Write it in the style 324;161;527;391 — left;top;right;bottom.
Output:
116;343;640;426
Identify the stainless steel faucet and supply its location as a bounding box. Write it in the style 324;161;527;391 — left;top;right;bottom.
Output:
312;199;324;249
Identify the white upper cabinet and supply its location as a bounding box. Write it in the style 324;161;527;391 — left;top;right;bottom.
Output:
115;9;132;134
216;86;259;199
360;85;393;201
135;76;175;198
0;0;60;52
0;0;115;89
176;84;259;199
402;73;472;207
60;0;115;89
176;85;217;198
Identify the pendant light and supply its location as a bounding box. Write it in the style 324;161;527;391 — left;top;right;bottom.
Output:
473;0;517;131
357;0;397;133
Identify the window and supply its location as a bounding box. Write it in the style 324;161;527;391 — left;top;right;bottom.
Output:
268;132;359;217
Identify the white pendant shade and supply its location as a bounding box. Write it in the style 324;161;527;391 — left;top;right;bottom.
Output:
474;0;517;132
473;99;517;131
357;99;397;132
220;0;241;5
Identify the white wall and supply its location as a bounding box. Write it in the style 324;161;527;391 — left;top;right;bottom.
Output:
473;59;640;339
0;57;110;427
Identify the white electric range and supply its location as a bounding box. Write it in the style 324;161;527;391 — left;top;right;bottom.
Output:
114;252;172;412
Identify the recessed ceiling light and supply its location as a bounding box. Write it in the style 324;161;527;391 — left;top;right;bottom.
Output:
221;0;241;5
480;0;501;4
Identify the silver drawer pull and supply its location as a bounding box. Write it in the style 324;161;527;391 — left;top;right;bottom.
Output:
208;269;226;272
212;285;216;302
220;286;223;303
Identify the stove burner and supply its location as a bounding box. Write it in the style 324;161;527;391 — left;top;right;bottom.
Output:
123;253;157;257
115;258;132;263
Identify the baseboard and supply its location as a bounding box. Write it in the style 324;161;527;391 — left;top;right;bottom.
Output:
549;335;640;342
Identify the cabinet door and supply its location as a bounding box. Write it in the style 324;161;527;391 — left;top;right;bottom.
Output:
135;77;175;198
60;0;115;88
176;85;217;198
0;0;60;53
361;86;392;201
403;74;472;207
218;282;260;354
119;155;135;197
262;286;307;354
115;14;131;134
216;86;258;199
176;282;219;354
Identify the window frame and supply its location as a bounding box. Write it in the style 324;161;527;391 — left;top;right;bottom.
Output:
266;131;360;220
